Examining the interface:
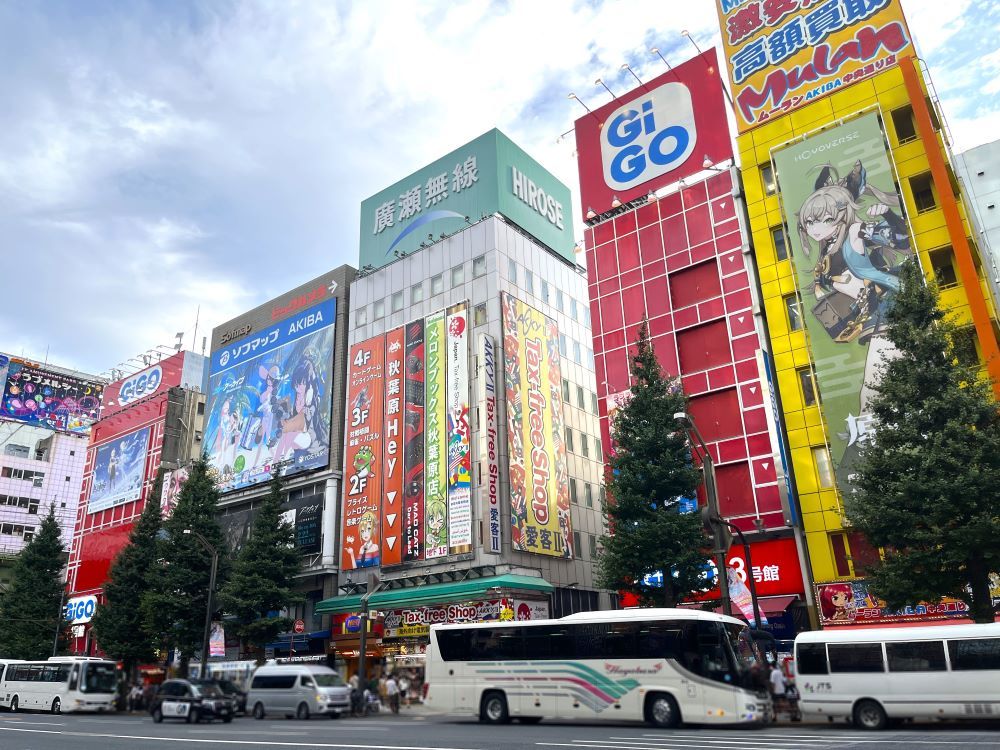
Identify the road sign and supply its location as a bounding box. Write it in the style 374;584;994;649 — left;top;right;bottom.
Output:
293;619;305;634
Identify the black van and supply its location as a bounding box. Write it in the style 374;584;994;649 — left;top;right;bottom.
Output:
150;679;236;723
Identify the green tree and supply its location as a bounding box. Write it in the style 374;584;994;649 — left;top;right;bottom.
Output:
91;470;164;677
141;457;228;674
218;472;302;662
845;260;1000;623
597;321;711;606
0;506;66;659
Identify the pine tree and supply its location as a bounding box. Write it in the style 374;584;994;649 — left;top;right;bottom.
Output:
218;472;303;662
845;259;1000;623
0;506;66;659
91;470;164;677
141;457;228;674
597;321;711;606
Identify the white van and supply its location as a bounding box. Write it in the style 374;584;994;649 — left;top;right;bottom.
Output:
247;663;350;720
794;623;1000;729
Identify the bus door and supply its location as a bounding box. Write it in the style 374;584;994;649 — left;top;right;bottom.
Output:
690;622;742;720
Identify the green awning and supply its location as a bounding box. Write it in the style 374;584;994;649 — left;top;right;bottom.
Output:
316;573;553;615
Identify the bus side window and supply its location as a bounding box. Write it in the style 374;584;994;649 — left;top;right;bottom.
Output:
69;665;79;690
436;630;470;662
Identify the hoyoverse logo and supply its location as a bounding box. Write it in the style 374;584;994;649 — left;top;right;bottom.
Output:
601;81;697;191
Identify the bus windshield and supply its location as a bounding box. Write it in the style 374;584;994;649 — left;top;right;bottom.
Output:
81;663;117;694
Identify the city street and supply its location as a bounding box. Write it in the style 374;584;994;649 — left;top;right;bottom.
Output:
1;710;998;750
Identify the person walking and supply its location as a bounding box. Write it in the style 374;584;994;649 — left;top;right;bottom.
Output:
385;673;400;714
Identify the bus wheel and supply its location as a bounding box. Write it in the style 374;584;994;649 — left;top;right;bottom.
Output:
853;700;887;730
10;697;18;713
646;693;681;729
51;698;61;715
253;703;266;720
480;691;510;724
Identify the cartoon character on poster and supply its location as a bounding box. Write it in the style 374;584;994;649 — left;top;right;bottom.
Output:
272;359;319;461
250;364;284;469
426;497;447;551
346;510;380;568
818;582;858;623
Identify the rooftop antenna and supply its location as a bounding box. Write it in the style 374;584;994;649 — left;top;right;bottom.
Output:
191;305;200;354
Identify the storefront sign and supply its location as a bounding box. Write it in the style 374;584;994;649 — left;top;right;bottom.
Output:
479;335;501;554
382;598;515;638
513;600;549;621
690;537;806;600
64;595;98;624
817;580;970;626
381;326;406;566
715;0;914;133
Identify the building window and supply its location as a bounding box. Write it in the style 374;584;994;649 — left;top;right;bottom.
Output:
785;293;803;331
565;428;575;453
474;303;487;326
70;450;76;456
431;273;444;295
356;307;368;326
411;282;424;303
573;531;582;555
508;258;517;284
928;245;958;287
573;339;582;364
581;434;589;458
591;392;599;414
559;334;568;357
556;289;565;312
451;264;465;286
891;105;917;144
910;172;937;213
541;280;550;303
524;269;534;295
585;483;593;508
3;444;29;458
570;298;578;320
798;367;817;407
583;305;591;328
951;326;980;368
595;438;603;462
374;299;385;319
570;477;578;504
576;385;585;409
562;378;570;401
589;534;598;558
812;446;835;488
473;255;486;278
761;163;777;196
772;225;788;261
831;532;852;577
391;291;403;313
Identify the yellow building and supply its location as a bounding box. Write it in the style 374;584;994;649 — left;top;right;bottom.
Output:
738;59;1000;593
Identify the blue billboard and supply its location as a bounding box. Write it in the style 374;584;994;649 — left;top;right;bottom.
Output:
205;298;336;493
88;425;151;514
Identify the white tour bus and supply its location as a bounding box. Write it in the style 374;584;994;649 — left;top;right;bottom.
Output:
795;622;1000;729
425;608;771;727
0;656;117;713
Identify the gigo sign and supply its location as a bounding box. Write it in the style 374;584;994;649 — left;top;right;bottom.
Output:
601;83;696;191
118;365;163;406
64;594;98;624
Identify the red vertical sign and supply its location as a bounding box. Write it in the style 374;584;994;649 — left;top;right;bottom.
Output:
403;320;425;562
341;336;385;570
381;327;405;566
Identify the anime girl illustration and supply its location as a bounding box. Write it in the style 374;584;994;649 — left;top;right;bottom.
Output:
425;497;447;552
818;582;857;623
346;510;380;568
249;364;283;470
107;447;119;490
273;359;317;462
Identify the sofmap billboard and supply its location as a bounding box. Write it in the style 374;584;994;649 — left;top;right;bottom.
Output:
341;335;386;570
360;129;574;269
715;0;914;133
204;298;336;493
501;293;573;559
573;50;733;217
1;360;103;434
88;425;151;514
446;303;472;555
772;112;911;489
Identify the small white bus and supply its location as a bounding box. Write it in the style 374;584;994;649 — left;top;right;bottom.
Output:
425;608;771;728
795;622;1000;729
0;656;117;713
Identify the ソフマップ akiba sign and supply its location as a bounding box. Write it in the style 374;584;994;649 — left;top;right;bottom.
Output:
359;129;575;270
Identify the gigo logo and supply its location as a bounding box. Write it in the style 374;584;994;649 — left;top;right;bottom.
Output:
118;365;163;406
601;82;697;191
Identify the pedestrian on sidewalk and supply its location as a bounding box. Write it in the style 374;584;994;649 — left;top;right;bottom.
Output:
385;673;400;714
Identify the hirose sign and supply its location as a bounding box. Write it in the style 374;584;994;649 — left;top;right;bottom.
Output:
574;49;733;218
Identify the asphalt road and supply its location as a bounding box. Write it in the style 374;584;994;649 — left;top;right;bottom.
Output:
1;709;999;750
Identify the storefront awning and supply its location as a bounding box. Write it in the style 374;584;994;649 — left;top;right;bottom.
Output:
759;595;799;615
316;573;553;615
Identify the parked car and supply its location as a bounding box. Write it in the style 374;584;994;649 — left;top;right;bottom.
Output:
216;679;248;714
247;663;350;720
149;679;236;723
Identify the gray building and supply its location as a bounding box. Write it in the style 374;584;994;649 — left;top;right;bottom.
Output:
206;265;355;658
954;139;1000;306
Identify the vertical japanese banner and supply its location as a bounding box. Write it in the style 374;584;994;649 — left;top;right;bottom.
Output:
772;112;910;490
501;292;573;558
381;327;406;566
341;335;386;570
479;334;502;554
424;311;449;559
446;302;473;555
403;320;426;562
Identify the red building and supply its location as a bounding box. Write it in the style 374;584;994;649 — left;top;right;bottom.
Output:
574;50;811;635
65;350;206;654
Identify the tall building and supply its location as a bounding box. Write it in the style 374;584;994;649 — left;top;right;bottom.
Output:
954;139;1000;305
0;354;104;593
317;129;609;676
573;52;812;637
205;267;354;660
66;350;207;653
715;0;1000;627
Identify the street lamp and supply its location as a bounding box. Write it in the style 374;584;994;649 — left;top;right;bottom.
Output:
183;529;219;676
673;412;732;618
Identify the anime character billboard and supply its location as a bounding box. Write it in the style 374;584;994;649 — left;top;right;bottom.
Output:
1;360;103;435
501;293;573;559
204;298;336;493
772;112;912;489
88;426;151;514
817;580;969;626
446;303;472;555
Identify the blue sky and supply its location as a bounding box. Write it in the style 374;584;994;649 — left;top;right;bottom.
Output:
1;0;997;375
